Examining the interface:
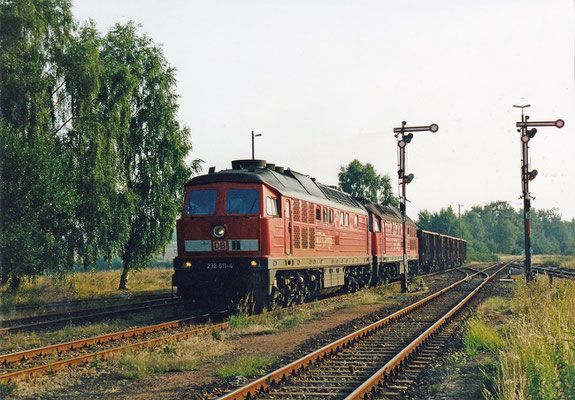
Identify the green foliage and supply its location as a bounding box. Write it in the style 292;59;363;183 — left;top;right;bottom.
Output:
483;277;575;400
417;201;575;260
0;381;17;396
228;313;252;330
99;23;202;288
0;3;200;289
215;354;275;378
338;159;398;206
463;318;504;358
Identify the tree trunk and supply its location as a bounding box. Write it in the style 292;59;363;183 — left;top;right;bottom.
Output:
118;267;130;290
9;276;21;291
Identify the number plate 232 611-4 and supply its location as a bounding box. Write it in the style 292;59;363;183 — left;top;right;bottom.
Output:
206;262;233;270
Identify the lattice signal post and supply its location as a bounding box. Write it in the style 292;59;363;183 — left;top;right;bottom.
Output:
513;104;564;282
394;121;439;292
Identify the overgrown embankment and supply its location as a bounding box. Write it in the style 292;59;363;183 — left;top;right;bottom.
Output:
464;276;575;399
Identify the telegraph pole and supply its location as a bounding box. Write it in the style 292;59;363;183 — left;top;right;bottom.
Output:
513;105;564;282
394;121;438;292
251;131;262;160
458;204;463;237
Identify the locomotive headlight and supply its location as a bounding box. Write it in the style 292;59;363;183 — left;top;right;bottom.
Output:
213;224;226;238
185;262;192;268
250;260;258;267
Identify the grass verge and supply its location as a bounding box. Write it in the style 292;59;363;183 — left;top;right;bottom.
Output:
0;268;173;308
532;254;575;270
464;276;575;400
215;354;276;378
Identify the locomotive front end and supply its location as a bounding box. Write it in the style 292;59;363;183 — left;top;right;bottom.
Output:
173;162;281;311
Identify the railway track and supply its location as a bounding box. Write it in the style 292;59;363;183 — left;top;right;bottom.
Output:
0;291;173;314
509;262;575;280
0;266;465;384
0;296;181;334
215;262;508;400
532;265;575;280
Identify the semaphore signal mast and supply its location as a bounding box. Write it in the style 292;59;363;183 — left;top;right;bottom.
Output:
513;104;564;282
393;121;438;292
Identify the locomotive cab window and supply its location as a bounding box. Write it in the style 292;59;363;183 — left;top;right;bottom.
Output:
186;190;217;215
225;189;260;214
266;197;279;216
373;218;380;233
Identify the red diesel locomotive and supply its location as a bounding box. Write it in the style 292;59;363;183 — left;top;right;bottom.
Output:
172;159;466;311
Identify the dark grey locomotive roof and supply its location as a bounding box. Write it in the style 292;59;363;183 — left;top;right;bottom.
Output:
355;198;416;227
185;159;366;213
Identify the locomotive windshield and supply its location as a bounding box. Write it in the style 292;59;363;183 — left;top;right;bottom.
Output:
226;189;259;214
186;190;217;215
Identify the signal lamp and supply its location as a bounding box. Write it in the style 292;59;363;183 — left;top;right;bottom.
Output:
404;173;414;184
527;169;538;180
212;225;226;238
250;260;258;267
185;262;192;268
527;128;537;138
404;133;414;143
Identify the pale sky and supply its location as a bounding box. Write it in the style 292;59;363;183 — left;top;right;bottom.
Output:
73;0;575;220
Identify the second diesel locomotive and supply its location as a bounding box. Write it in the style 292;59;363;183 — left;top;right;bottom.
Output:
172;159;466;311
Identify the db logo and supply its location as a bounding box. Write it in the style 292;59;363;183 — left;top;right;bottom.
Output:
213;241;227;251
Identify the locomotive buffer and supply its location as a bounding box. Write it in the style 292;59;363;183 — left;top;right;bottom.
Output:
394;121;438;292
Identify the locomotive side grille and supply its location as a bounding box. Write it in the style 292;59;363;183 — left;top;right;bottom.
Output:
309;202;315;223
293;199;301;222
302;227;308;248
301;201;308;223
294;225;301;248
309;228;315;248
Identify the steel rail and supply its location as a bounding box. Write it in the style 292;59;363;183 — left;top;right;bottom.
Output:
532;265;575;280
0;320;230;383
0;314;209;366
1;296;180;328
0;264;465;384
0;297;182;335
215;263;500;400
0;291;173;313
345;262;509;399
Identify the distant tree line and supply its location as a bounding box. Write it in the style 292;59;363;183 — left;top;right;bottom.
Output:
0;0;200;290
418;201;575;260
337;161;573;260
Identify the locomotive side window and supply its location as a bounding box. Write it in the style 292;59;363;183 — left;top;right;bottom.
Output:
322;208;327;223
345;213;349;226
316;207;321;221
339;212;344;226
329;209;334;224
226;189;260;214
354;215;358;228
266;197;279;216
186;190;217;215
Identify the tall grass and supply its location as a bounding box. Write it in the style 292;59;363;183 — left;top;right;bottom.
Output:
485;276;575;400
533;254;575;270
111;336;229;379
0;268;173;307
